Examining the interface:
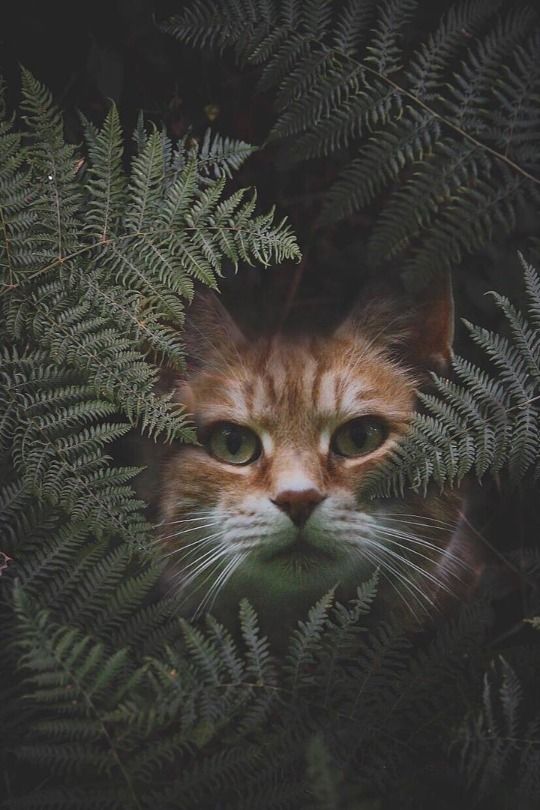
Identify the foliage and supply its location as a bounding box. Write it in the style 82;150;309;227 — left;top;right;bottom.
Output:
0;70;301;807
0;571;508;810
165;0;540;280
0;67;299;547
365;255;540;497
1;29;539;810
457;657;540;806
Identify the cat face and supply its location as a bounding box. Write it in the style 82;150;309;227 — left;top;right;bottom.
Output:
159;288;467;618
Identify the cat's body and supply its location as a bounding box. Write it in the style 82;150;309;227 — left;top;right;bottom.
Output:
157;285;484;635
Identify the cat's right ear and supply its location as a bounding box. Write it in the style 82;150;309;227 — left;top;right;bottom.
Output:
181;291;246;373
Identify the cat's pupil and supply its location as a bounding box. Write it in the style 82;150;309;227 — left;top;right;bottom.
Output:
350;423;368;448
225;428;242;455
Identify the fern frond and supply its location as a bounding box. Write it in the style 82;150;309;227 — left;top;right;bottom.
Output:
12;590;153;809
442;9;537;131
20;69;81;263
83;104;126;241
407;0;504;98
365;0;418;77
196;127;258;179
239;599;276;688
365;256;540;496
367;139;489;265
168;0;540;276
458;657;540;803
125;129;165;233
0;349;149;542
322;107;441;221
8;279;192;441
0;85;36;287
162;0;264;58
0;482;39;551
488;34;540;158
286;590;334;692
331;0;377;56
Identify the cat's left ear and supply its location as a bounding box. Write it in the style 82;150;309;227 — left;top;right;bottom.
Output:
407;273;455;373
336;273;455;374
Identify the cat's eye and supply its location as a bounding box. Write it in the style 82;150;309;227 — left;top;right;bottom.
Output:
331;417;387;458
205;422;261;465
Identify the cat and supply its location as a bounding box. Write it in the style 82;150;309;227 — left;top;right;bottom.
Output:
157;282;483;635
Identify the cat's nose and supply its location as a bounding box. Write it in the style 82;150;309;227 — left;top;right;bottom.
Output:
271;489;326;527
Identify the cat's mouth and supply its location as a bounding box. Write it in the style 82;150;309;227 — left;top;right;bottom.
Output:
267;535;335;563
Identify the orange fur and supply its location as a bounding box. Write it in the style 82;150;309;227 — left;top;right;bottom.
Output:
158;290;479;628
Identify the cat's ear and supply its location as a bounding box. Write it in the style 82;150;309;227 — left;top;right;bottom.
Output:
406;273;455;373
182;291;246;371
158;292;245;408
335;273;455;374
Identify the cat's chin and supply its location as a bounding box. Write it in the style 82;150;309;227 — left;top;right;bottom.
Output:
236;540;375;593
265;534;335;563
202;550;378;647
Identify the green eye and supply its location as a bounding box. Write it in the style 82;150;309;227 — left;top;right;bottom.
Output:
331;417;387;458
206;422;261;465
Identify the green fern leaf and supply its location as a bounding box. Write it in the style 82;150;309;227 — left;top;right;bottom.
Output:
83;104;127;242
365;256;540;496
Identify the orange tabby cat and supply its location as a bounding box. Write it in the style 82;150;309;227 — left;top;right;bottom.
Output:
158;285;482;631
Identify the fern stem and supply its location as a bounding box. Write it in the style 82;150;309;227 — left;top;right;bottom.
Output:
457;509;538;589
334;51;540;186
185;677;416;757
264;37;540;187
0;224;284;294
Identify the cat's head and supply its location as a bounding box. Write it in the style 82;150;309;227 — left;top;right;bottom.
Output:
159;282;465;618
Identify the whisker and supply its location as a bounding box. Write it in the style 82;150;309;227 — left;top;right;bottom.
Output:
363;538;438;606
152;502;216;529
189;550;230;604
376;526;473;573
357;544;425;622
195;552;247;618
378;523;458;552
158;521;221;543
380;531;451;567
170;556;232;610
370;533;456;598
158;512;219;527
213;551;248;607
196;558;235;615
382;513;458;530
356;542;426;611
180;548;236;612
161;532;225;559
381;518;458;536
169;538;229;572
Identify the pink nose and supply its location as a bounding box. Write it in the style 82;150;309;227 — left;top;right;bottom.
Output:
271;489;326;527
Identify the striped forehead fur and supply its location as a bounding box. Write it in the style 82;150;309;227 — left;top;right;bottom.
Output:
183;328;418;427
